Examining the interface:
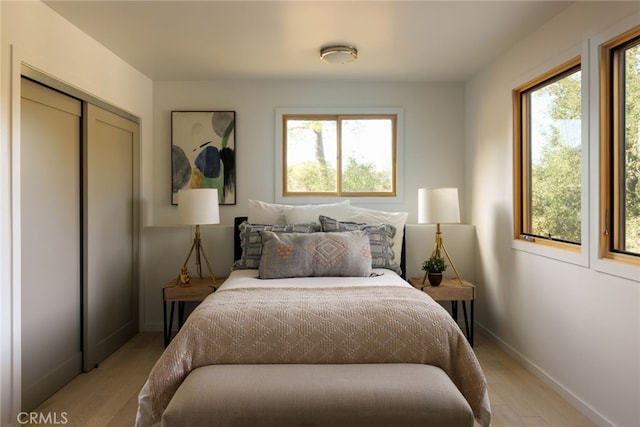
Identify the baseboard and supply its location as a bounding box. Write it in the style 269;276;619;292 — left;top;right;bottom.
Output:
474;322;615;427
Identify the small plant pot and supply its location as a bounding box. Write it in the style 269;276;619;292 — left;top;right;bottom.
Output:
427;272;443;286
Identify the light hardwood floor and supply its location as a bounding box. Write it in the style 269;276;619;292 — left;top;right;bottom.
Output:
32;332;163;427
472;333;595;427
31;331;595;427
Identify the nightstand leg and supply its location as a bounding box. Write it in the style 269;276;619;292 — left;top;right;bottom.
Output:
165;301;176;348
470;300;474;347
178;302;185;328
163;300;168;347
451;301;458;321
462;301;470;342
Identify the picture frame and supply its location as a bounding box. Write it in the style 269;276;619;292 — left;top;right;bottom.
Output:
171;111;236;205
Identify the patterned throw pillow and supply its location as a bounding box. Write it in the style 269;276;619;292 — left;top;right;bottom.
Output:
347;206;407;263
319;215;402;275
232;221;320;270
258;231;373;279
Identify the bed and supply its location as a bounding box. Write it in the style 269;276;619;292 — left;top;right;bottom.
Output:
136;206;491;427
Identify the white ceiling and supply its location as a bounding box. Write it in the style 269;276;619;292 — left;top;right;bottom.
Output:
44;1;573;82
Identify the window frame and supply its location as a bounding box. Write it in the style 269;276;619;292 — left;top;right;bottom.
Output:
513;56;583;253
282;113;397;197
275;107;404;204
599;25;640;266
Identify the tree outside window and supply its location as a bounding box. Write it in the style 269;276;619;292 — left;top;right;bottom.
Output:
283;115;396;197
514;58;582;248
602;29;640;259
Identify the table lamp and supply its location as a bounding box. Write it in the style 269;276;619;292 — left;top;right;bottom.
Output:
418;187;463;284
177;188;220;285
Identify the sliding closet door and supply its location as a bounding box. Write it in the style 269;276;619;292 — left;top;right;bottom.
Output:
83;104;139;371
20;78;82;410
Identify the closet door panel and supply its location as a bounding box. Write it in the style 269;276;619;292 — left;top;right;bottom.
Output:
20;78;82;410
84;104;139;371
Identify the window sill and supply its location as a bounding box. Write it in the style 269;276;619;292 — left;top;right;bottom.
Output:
513;239;639;282
591;254;640;282
512;238;589;268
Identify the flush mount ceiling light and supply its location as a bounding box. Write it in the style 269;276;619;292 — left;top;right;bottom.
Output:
320;45;358;64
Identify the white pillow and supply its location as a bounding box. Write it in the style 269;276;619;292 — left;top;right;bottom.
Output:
346;206;408;262
285;200;351;224
248;199;351;225
247;200;291;225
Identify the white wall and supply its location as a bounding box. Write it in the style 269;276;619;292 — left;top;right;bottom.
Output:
151;80;467;225
466;2;640;427
142;80;471;330
0;2;153;425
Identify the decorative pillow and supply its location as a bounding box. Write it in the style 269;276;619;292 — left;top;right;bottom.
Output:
284;200;350;224
319;215;402;275
232;221;320;270
347;206;408;263
258;231;373;279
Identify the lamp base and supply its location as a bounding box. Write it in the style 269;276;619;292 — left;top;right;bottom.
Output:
177;225;216;286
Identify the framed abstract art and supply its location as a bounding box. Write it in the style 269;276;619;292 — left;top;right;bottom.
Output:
171;111;236;205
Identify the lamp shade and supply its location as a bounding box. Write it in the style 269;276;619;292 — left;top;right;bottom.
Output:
418;187;460;224
177;189;220;225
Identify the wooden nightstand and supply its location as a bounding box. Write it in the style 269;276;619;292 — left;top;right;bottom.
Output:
162;277;226;347
408;277;475;346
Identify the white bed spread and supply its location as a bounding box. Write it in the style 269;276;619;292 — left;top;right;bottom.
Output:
217;268;412;291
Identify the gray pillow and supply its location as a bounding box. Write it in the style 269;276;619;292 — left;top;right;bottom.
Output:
258;231;374;279
232;221;320;270
319;215;402;275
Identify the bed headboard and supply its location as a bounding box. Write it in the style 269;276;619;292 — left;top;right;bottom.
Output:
233;216;407;279
233;216;248;262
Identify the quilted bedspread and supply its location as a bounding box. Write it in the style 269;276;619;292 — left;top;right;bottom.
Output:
142;285;491;426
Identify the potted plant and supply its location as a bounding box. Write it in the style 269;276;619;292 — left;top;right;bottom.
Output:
421;255;447;286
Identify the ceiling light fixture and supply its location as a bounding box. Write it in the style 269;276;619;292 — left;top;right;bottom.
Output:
320;45;358;64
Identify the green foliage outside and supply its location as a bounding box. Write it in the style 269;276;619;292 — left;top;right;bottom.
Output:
623;44;640;254
288;158;391;193
530;71;582;243
531;135;582;243
342;158;391;192
286;118;391;193
287;162;336;192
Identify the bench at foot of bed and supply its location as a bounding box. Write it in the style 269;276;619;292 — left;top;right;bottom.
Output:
161;363;474;427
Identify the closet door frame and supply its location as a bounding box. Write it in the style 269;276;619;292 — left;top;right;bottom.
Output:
16;65;141;376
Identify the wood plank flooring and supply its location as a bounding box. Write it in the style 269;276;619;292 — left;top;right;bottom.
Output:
31;331;595;427
32;332;163;427
472;333;595;427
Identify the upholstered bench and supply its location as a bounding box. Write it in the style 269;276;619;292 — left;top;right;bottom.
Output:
161;363;474;427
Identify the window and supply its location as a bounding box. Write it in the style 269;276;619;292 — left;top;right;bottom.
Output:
600;25;640;263
513;57;582;250
282;114;397;197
